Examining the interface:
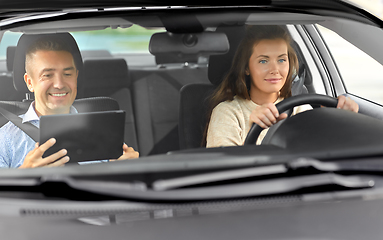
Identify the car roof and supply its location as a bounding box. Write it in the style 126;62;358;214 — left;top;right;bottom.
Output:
0;0;381;33
0;0;379;21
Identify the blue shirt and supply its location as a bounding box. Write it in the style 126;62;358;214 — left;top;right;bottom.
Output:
0;102;78;168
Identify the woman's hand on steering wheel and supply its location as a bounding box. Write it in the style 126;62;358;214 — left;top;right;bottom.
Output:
249;103;288;129
337;95;359;113
244;94;360;145
250;95;358;130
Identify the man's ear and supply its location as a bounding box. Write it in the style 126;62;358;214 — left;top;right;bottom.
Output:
24;73;34;92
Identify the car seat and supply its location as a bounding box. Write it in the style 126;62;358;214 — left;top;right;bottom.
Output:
130;31;228;156
0;46;24;101
80;58;138;151
178;25;246;150
0;33;120;128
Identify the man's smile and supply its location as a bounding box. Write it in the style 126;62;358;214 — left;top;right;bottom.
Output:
49;92;68;97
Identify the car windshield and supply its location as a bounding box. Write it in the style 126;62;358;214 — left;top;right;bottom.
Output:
0;1;382;199
4;1;383;238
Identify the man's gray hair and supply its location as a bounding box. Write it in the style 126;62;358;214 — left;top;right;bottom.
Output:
25;36;75;73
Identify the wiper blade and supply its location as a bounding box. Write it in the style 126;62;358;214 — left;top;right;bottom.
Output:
45;173;374;201
0;158;376;202
154;164;287;191
153;158;373;191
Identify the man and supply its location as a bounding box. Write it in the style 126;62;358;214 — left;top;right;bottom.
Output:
0;36;139;168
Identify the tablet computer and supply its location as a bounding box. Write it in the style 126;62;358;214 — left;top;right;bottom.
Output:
40;110;125;164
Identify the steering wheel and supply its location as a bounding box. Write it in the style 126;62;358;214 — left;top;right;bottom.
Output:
244;94;338;145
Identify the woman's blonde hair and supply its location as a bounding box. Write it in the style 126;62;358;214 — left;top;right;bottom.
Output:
202;25;299;146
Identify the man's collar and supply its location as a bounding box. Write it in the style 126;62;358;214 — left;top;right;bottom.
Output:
22;101;78;123
21;102;39;123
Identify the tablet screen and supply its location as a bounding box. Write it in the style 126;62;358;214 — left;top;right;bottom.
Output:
39;110;125;163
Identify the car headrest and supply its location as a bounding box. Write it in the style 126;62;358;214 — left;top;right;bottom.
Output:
149;32;229;65
6;46;16;72
208;25;246;86
80;58;129;97
13;32;83;93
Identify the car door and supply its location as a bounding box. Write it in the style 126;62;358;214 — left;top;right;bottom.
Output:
298;21;383;120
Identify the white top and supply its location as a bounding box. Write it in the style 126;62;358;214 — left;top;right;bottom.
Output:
206;96;312;147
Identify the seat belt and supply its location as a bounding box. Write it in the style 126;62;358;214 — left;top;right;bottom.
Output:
0;107;39;142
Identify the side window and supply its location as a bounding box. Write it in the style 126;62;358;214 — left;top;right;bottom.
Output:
0;32;22;61
317;25;383;105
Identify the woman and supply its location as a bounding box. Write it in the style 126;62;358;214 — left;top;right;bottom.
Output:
204;25;358;147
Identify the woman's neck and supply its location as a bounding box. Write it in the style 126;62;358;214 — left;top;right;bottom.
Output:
249;88;280;105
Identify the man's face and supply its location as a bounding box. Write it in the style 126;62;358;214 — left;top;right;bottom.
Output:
24;50;78;116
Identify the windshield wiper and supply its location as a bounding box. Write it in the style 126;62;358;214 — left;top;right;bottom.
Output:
0;158;376;202
36;172;374;201
153;164;288;191
152;158;374;190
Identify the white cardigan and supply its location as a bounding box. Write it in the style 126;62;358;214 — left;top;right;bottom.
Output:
206;96;312;147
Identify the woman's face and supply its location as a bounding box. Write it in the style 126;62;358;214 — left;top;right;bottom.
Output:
247;38;289;99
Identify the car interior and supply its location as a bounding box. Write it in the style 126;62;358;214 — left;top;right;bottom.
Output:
0;11;380;160
0;18;328;158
